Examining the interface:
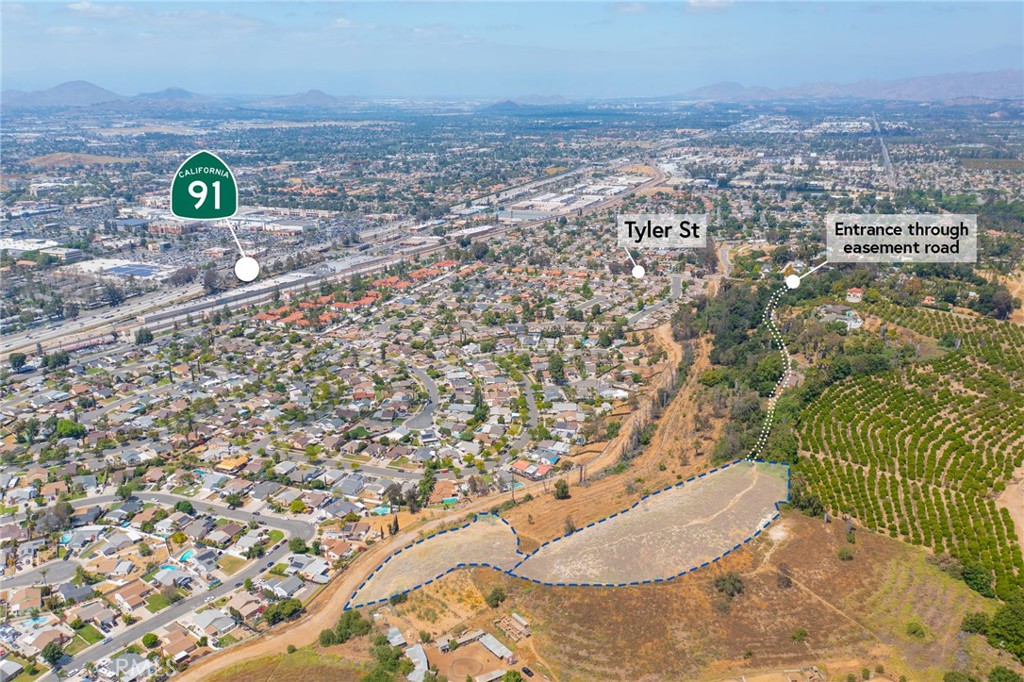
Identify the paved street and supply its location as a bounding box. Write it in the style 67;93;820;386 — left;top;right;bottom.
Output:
4;491;315;680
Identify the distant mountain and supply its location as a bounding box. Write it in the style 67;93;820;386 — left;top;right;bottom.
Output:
684;82;774;101
134;87;207;101
2;80;123;108
514;94;572;106
682;70;1024;102
483;99;526;113
253;89;341;108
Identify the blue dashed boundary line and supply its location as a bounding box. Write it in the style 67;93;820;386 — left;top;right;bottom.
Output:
344;459;790;610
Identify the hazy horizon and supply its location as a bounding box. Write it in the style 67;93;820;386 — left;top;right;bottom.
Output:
2;1;1023;99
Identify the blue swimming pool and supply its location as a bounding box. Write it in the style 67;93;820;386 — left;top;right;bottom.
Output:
178;549;195;561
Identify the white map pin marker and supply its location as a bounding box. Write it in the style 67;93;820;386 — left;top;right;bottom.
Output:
235;256;260;282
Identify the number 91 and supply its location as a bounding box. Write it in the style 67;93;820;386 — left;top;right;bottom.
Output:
188;180;221;210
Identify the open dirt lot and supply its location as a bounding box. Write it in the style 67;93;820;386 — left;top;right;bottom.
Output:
348;514;522;608
349;461;787;604
513;461;788;585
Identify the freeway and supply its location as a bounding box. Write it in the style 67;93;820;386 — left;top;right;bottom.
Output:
176;164;675;680
0;283;205;358
11;492;315;681
5;159;667;364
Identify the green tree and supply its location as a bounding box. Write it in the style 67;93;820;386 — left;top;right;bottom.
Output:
142;633;159;648
988;595;1024;661
503;672;524;682
485;587;506;608
548;352;566;385
553;478;570;500
41;640;63;666
135;327;154;345
961;611;990;634
8;352;26;371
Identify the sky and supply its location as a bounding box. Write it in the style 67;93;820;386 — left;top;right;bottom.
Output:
2;1;1022;98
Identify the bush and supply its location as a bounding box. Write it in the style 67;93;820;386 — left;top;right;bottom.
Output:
906;620;927;638
263;598;303;625
286;644;297;654
961;611;990;635
988;595;1024;662
713;572;744;599
553;479;570;500
963;563;995;598
990;667;1024;682
943;673;979;682
485;587;507;609
838;546;854;561
335;609;372;642
142;633;159;648
790;627;808;643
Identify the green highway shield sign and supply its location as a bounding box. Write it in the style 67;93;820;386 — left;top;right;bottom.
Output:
170;150;238;219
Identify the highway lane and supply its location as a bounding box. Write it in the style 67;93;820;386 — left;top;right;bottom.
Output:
7;160;667;363
1;283;205;358
30;160;670;677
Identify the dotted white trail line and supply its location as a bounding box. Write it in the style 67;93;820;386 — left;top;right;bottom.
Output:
746;286;793;461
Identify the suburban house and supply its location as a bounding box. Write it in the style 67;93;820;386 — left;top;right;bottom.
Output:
113;580;152;612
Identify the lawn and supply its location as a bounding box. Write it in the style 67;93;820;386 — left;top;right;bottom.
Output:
7;653;46;682
269;563;288;576
217;555;247;576
267;530;284;545
78;623;103;644
217;634;238;648
145;592;170;613
215;518;231;527
64;622;102;655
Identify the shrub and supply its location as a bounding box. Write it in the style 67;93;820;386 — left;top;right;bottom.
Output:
554;479;570;500
990;667;1024;682
485;587;507;609
906;620;927;638
713;572;745;599
961;611;990;635
838;546;854;561
142;633;159;648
